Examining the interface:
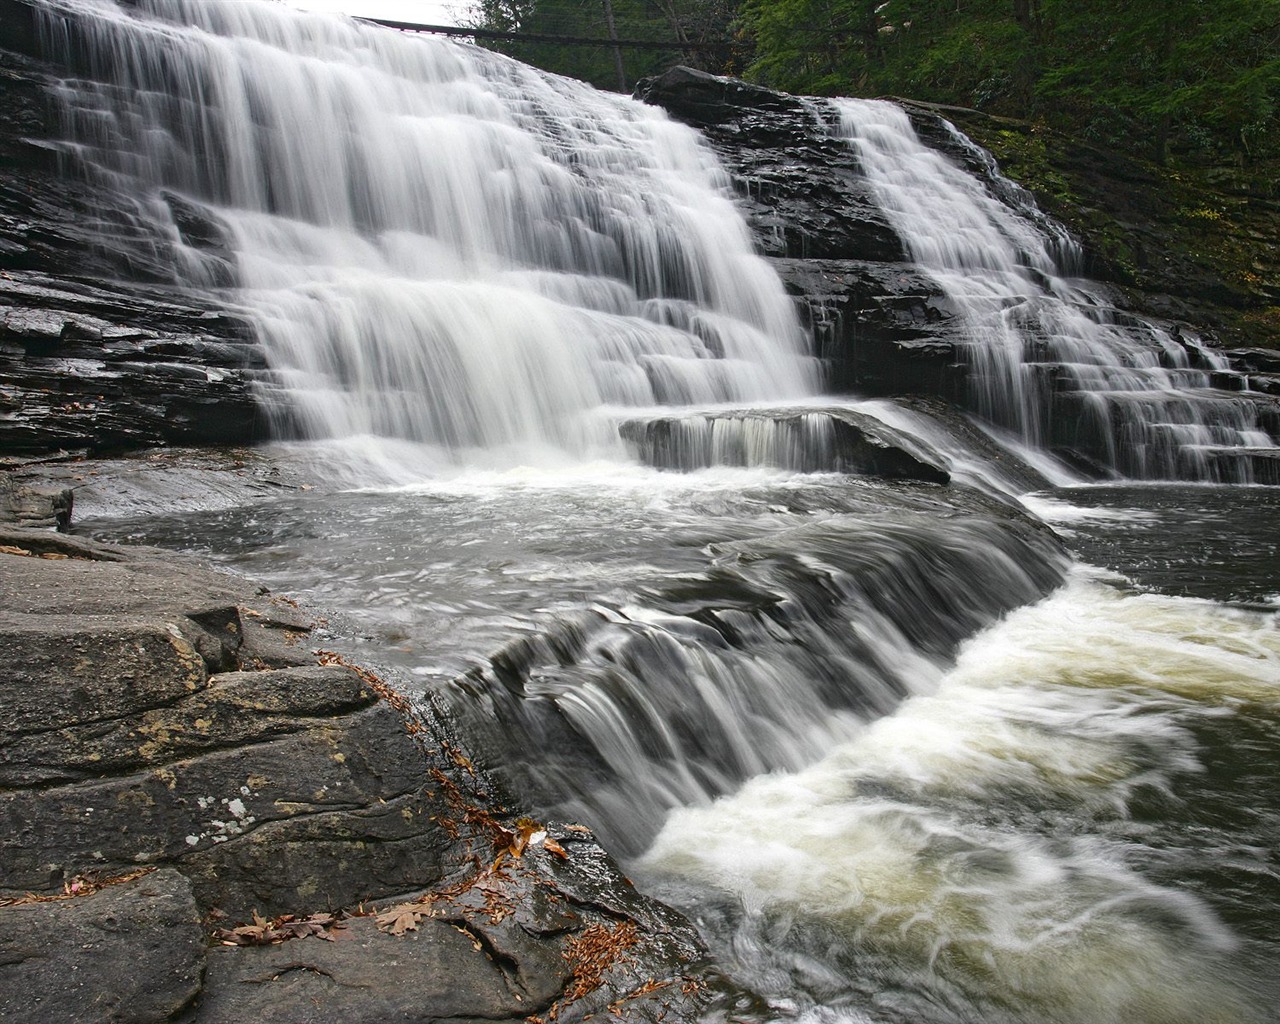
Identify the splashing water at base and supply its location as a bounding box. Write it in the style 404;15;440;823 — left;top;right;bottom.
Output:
639;566;1280;1024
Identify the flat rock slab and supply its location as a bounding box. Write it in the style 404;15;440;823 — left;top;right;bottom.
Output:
0;618;208;741
0;868;204;1024
198;915;555;1023
0;532;458;917
0;526;739;1022
198;827;719;1024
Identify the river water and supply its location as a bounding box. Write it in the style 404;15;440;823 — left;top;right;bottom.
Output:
38;0;1280;1021
80;466;1280;1024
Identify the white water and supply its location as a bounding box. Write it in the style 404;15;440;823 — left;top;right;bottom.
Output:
42;0;816;464
641;565;1280;1024
834;99;1275;481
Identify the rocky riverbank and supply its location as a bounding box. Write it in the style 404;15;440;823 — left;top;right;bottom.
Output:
0;525;740;1023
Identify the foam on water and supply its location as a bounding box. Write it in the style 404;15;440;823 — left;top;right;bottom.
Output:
640;567;1279;1023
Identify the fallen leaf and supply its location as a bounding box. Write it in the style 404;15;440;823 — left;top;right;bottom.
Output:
543;837;569;860
375;903;426;936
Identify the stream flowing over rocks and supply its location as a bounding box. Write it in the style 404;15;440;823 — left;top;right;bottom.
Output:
1;3;1278;1024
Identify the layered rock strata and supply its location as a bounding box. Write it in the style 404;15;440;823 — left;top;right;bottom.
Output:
0;529;732;1023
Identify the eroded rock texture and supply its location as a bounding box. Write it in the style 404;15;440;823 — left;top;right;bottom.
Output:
0;531;734;1023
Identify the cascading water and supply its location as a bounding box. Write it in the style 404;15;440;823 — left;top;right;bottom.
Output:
834;98;1277;481
39;0;816;466
29;4;1280;1023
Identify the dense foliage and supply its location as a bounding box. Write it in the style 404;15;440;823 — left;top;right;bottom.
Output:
466;0;1280;163
464;0;742;91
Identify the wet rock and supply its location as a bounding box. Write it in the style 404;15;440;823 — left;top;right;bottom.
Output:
770;258;968;399
620;406;950;483
637;66;906;264
0;0;269;454
0;539;460;918
636;70;974;403
0;868;205;1024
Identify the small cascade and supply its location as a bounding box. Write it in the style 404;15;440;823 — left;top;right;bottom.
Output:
38;0;816;464
618;406;949;481
834;98;1278;482
451;495;1065;854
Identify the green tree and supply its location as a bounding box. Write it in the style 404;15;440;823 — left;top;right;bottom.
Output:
736;0;1279;163
464;0;741;91
1036;0;1280;162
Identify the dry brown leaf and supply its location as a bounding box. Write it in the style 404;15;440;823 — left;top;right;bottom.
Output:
543;837;570;860
0;867;155;908
375;903;426;936
212;909;349;946
508;819;539;858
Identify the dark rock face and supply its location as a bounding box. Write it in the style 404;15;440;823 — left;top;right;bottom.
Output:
638;67;1280;475
770;259;966;400
0;868;206;1024
635;66;905;265
0;0;268;455
0;529;735;1022
635;67;971;406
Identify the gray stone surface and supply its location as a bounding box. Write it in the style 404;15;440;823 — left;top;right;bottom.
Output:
0;868;205;1024
0;528;736;1022
195;825;723;1024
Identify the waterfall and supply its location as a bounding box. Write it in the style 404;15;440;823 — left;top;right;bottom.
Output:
35;9;1280;1023
38;0;817;465
833;98;1276;482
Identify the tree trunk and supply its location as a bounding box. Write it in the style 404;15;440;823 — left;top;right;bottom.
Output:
600;0;627;92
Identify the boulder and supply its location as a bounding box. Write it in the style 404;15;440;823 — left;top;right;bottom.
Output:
0;868;206;1024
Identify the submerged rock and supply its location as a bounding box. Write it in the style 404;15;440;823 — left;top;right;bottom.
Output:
620;405;951;483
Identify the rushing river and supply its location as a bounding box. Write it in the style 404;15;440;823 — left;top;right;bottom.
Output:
80;467;1280;1024
37;0;1280;1021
